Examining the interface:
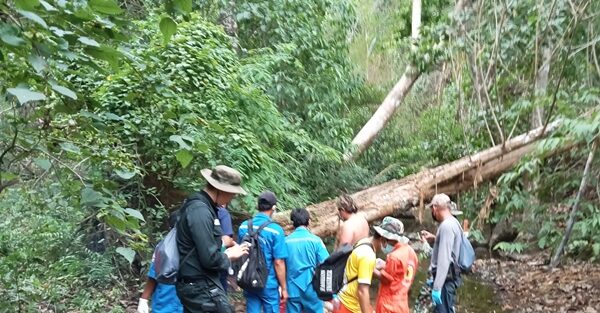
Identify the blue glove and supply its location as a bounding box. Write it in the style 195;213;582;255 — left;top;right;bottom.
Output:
431;290;442;306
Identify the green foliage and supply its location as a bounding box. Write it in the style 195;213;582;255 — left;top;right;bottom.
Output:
494;242;529;254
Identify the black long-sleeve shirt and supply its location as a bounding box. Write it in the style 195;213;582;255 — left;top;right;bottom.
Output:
176;191;230;280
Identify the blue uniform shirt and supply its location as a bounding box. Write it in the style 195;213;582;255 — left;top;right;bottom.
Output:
285;227;330;298
148;260;183;313
218;206;234;237
238;212;288;290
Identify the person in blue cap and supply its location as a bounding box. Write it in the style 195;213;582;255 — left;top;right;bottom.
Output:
137;211;183;313
238;191;289;313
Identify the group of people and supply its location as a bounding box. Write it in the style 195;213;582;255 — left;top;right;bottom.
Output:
137;165;467;313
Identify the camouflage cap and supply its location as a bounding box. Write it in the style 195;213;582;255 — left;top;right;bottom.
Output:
374;216;408;243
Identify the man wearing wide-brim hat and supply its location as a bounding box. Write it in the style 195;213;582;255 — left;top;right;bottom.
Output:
372;217;418;313
176;165;249;313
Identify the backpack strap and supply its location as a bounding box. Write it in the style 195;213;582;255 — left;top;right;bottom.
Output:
247;219;274;237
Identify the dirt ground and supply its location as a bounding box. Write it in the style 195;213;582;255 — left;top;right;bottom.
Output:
473;255;600;313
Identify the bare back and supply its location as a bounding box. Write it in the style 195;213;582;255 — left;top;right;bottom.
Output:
337;213;370;247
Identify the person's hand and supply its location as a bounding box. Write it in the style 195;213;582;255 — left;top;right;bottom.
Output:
420;230;435;242
375;258;386;270
137;298;149;313
431;289;442;306
425;277;433;287
224;244;249;260
280;287;289;303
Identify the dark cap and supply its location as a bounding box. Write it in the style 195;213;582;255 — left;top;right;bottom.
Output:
258;191;277;210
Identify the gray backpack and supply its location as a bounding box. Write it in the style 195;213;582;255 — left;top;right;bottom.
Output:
153;227;195;284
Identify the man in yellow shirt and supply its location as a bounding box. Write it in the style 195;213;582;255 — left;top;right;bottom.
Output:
334;236;378;313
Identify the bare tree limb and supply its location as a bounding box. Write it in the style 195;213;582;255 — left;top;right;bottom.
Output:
550;140;597;268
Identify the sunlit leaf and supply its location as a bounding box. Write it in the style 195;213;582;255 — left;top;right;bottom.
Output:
115;168;135;180
7;87;46;104
33;158;52;170
159;17;177;44
124;208;145;222
116;247;135;264
175;150;193;168
17;10;48;28
50;81;78;100
78;36;100;47
89;0;123;15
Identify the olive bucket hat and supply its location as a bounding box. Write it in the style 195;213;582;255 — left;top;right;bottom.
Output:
374;216;408;243
201;165;247;195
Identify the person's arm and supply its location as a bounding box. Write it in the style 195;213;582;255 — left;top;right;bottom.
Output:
357;284;371;313
274;259;288;302
221;235;234;248
338;221;354;247
380;256;402;285
273;226;289;301
356;252;376;313
432;225;455;291
187;205;230;271
141;278;156;299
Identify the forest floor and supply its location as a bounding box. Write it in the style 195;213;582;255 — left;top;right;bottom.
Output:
122;254;600;313
473;254;600;313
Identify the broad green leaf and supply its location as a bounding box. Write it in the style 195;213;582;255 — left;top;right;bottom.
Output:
84;46;122;68
78;36;100;47
0;33;25;46
15;0;40;10
7;87;46;104
50;26;73;37
115;247;135;264
39;0;57;11
59;142;81;154
17;10;48;28
33;158;51;170
175;150;193;168
28;54;47;73
49;81;77;100
169;135;192;150
124;208;145;222
104;113;123;121
81;187;104;207
115;168;135;180
89;0;123;15
159;17;177;44
174;0;192;13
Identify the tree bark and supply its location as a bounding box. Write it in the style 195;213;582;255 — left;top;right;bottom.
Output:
275;120;562;236
532;46;551;128
550;140;597;269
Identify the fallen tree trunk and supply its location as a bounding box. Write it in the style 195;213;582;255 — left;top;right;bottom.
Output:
274;120;561;237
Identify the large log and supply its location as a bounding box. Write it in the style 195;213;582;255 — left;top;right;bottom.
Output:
274;121;561;237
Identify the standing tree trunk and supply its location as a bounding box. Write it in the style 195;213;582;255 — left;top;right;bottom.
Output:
532;46;551;128
343;0;422;161
550;141;597;268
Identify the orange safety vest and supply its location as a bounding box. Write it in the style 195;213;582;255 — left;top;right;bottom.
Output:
375;242;418;313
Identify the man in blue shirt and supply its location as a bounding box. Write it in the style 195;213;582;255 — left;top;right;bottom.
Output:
137;212;183;313
238;191;288;313
285;208;330;313
218;205;235;292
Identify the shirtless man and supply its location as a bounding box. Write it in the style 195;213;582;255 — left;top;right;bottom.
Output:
335;194;370;249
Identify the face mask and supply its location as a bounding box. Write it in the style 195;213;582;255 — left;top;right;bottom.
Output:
431;210;438;223
382;242;394;254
